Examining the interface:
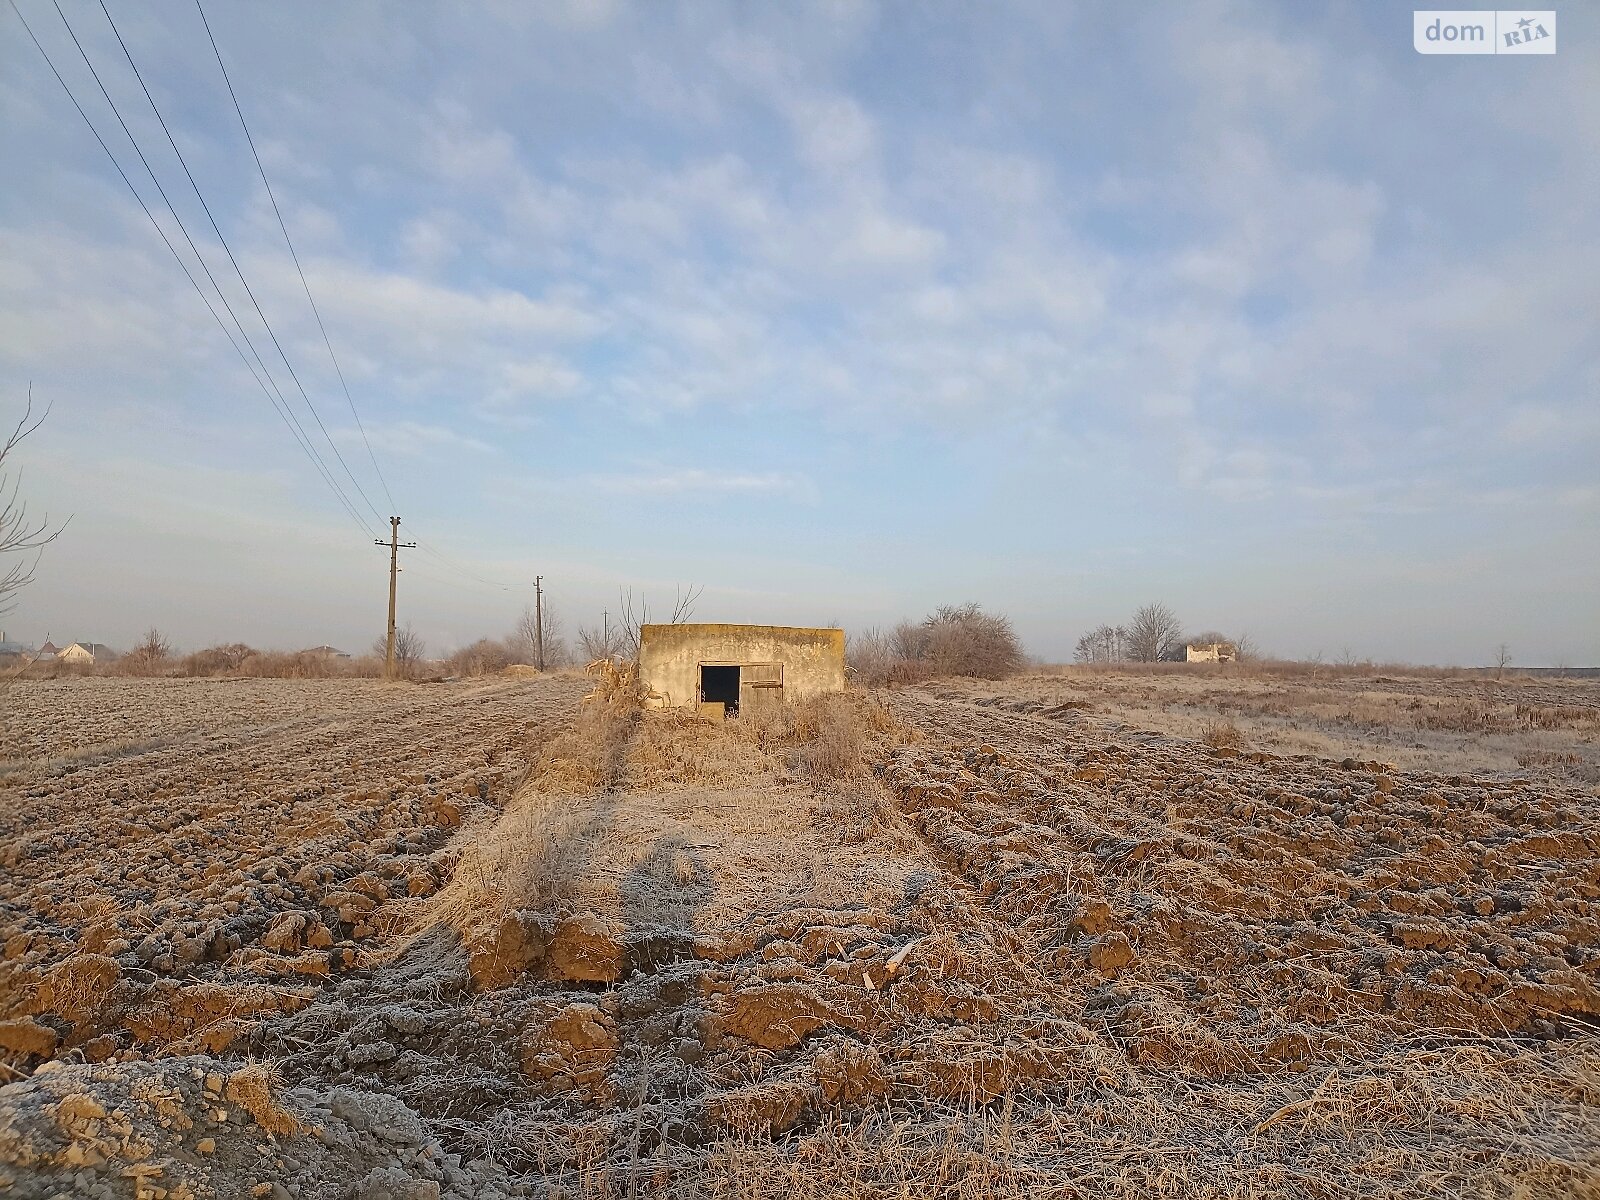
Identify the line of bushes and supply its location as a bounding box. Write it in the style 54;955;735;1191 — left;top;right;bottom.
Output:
848;603;1025;685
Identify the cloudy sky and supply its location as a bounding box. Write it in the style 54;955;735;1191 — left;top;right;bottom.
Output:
1;1;1595;665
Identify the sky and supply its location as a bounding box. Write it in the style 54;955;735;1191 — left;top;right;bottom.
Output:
0;1;1595;666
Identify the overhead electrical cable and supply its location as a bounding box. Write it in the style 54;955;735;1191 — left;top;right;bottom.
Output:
194;0;398;516
34;0;369;532
7;0;371;535
94;0;385;529
408;535;514;590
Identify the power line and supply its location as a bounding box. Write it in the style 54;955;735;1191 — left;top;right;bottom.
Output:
7;0;372;535
409;535;514;590
30;0;369;533
94;0;385;529
46;0;334;493
194;0;397;516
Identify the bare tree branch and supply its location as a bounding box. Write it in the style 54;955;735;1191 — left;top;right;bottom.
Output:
2;387;71;617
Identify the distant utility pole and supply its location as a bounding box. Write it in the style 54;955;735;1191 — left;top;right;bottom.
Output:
375;516;416;680
534;575;545;672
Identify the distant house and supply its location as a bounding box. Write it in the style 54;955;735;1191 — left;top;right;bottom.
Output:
59;641;117;665
1186;641;1236;664
36;640;60;661
303;645;350;659
0;635;32;660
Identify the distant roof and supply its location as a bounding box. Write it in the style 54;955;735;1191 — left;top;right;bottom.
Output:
302;645;349;656
38;641;59;654
64;642;117;657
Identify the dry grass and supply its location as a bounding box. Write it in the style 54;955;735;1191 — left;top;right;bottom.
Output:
421;662;644;940
420;685;916;962
451;1037;1600;1199
954;666;1600;782
1198;716;1244;752
222;1061;301;1137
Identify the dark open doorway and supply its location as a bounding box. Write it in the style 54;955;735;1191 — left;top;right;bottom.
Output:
700;664;740;712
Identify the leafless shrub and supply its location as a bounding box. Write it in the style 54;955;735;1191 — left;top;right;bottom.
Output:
1199;717;1245;751
448;638;516;678
179;643;255;676
510;604;571;669
371;622;426;679
922;604;1024;678
845;627;895;683
115;628;171;676
852;605;1022;684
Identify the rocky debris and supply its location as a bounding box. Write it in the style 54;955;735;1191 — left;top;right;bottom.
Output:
0;1056;533;1199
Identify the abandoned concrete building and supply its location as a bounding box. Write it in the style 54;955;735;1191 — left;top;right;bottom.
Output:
638;623;846;715
1186;641;1237;664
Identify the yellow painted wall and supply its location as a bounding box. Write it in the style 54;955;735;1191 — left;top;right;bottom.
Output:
638;623;845;708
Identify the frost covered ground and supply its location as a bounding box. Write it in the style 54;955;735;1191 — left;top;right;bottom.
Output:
1;670;1597;1198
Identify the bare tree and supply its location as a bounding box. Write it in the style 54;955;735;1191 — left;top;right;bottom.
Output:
512;604;570;668
394;624;424;676
576;621;627;664
2;390;68;618
1125;602;1183;662
118;628;172;676
1495;643;1512;680
1074;623;1127;664
617;584;703;661
372;622;425;679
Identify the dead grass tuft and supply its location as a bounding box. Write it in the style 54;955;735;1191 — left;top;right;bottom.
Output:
1199;717;1245;751
223;1061;300;1136
418;662;643;950
530;659;645;793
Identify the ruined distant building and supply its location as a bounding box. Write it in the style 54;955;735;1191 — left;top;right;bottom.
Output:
638;624;845;716
1186;641;1236;664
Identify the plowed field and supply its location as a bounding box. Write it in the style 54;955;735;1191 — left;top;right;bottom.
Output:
2;671;1597;1199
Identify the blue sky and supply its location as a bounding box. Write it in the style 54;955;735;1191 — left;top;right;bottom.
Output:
1;1;1595;664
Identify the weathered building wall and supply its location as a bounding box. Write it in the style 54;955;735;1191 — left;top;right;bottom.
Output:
638;623;846;708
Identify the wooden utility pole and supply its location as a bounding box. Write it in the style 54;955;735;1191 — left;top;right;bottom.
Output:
534;575;545;672
375;516;416;680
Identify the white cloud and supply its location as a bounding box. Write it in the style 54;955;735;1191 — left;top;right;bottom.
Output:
586;468;816;500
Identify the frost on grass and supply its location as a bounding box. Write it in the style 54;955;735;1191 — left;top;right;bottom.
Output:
1;670;1597;1198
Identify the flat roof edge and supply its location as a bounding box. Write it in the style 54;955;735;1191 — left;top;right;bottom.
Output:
639;623;843;637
